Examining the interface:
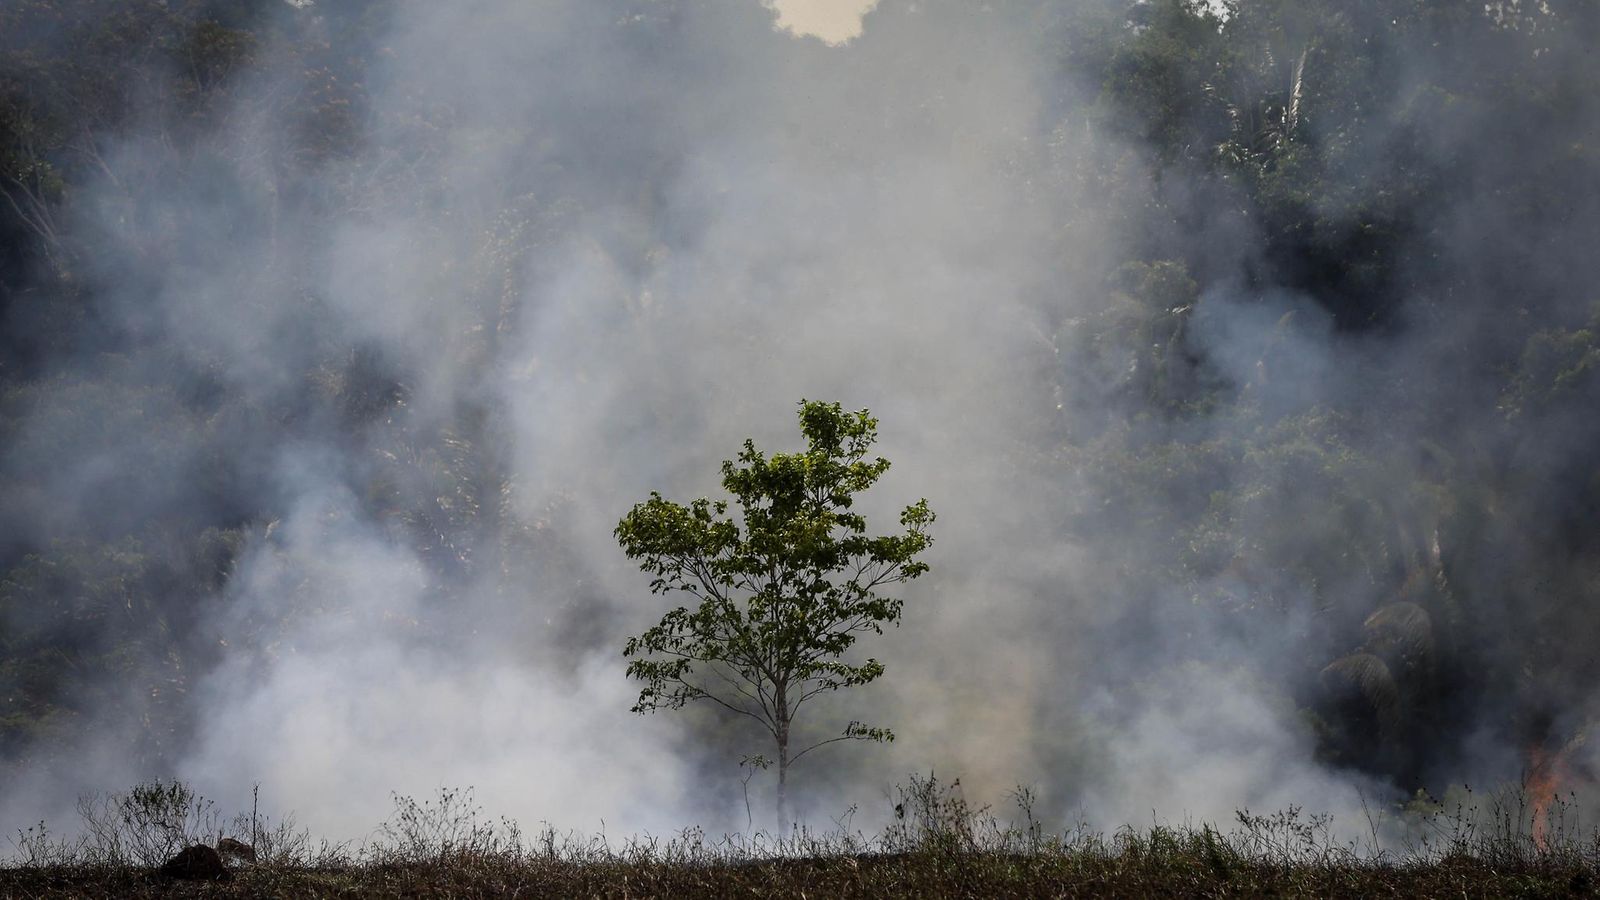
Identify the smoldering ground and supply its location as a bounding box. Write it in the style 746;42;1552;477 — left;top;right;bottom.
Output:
2;0;1599;846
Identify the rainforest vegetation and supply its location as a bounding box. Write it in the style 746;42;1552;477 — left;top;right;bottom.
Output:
2;0;1600;879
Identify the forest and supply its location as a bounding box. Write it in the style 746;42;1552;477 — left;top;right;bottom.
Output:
1;0;1599;863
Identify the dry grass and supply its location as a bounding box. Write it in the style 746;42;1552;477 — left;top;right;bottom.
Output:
3;775;1598;898
2;843;1594;898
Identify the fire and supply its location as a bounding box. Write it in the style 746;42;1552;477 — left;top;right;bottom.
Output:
1526;741;1573;852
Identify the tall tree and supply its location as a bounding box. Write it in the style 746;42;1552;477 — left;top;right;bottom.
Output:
616;400;933;828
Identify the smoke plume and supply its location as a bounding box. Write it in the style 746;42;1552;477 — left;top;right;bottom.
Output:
2;0;1599;844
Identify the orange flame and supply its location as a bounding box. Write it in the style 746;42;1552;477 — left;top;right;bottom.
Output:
1526;742;1571;852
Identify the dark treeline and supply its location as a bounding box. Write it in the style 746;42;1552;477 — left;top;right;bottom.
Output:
2;0;1599;829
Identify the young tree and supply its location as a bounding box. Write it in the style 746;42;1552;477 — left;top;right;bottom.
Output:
616;400;934;828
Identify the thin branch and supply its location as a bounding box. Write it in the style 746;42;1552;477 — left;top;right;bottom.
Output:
677;678;778;740
0;177;59;244
706;660;770;721
793;681;841;707
788;734;862;766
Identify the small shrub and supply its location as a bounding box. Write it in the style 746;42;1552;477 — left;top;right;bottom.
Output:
11;820;86;867
371;786;522;865
882;772;986;855
76;779;218;867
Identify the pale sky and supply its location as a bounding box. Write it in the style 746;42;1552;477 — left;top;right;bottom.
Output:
767;0;881;45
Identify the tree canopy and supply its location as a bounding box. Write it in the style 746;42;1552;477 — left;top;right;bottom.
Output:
617;401;933;826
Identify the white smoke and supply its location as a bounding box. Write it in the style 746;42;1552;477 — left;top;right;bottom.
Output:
13;0;1566;845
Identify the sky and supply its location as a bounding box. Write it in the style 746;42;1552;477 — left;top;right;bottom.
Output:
768;0;880;43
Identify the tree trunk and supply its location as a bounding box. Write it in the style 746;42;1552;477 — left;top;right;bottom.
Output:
776;741;789;833
775;690;790;832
